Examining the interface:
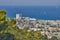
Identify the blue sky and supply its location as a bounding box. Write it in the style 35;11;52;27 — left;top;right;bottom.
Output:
0;0;60;6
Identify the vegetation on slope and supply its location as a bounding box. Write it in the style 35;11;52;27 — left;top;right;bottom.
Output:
0;10;59;40
0;10;42;40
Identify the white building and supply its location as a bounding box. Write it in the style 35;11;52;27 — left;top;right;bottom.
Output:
16;14;22;19
30;18;36;21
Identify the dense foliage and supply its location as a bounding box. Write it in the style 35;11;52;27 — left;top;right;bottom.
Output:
0;10;59;40
0;33;15;40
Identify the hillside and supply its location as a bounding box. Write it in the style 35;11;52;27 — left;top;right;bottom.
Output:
0;10;59;40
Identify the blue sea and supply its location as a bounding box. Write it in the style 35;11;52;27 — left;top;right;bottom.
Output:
0;6;60;20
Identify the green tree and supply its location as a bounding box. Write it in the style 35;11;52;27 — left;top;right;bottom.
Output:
0;10;7;31
33;31;42;40
26;32;32;40
0;10;6;23
0;33;15;40
49;36;58;40
42;34;48;40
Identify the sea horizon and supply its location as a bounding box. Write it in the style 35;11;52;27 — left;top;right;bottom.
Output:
0;6;60;20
